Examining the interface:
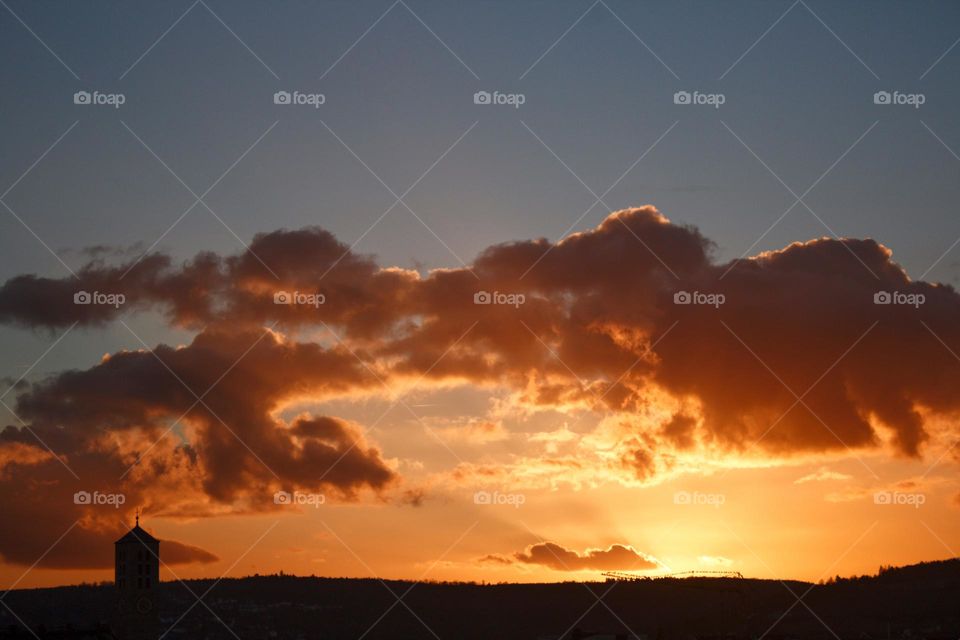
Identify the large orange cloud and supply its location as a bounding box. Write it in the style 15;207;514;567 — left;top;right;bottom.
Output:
2;205;959;566
4;207;959;461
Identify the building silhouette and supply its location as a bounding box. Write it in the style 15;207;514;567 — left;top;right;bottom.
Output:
112;514;160;640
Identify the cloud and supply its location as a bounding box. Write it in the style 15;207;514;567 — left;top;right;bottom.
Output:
495;541;661;572
6;211;960;468
0;441;219;568
0;522;218;570
0;326;396;568
8;327;396;501
0;227;416;335
3;205;960;565
11;204;949;465
433;419;510;445
794;467;854;484
698;555;734;567
161;540;219;565
823;477;938;503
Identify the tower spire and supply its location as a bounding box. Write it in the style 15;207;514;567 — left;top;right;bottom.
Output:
135;507;139;527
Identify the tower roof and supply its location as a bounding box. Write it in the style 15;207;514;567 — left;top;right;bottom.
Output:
114;523;159;545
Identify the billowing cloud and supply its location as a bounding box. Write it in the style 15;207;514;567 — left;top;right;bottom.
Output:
2;205;960;566
0;326;397;567
0;227;416;335
7;326;396;500
5;206;955;462
489;541;661;572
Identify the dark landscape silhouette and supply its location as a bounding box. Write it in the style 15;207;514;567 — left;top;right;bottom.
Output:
1;558;957;639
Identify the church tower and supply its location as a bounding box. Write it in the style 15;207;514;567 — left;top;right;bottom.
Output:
113;512;160;640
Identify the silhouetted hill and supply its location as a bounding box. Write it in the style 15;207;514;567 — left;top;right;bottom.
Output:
2;559;957;639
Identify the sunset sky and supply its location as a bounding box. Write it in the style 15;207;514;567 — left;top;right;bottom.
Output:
1;1;959;591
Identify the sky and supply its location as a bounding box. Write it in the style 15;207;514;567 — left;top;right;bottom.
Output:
1;0;959;590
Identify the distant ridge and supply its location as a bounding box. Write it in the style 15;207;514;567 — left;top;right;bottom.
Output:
2;559;957;639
